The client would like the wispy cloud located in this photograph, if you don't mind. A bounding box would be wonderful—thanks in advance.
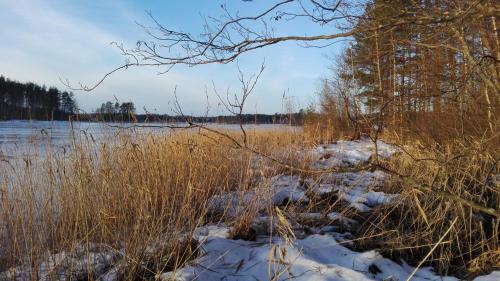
[0,1,334,114]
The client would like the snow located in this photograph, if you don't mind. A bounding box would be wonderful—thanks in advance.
[1,138,496,281]
[327,212,357,226]
[473,271,500,281]
[312,139,397,169]
[166,138,493,281]
[310,183,336,195]
[208,189,259,218]
[269,175,309,205]
[0,243,117,281]
[209,170,398,218]
[193,224,231,240]
[208,175,308,218]
[164,225,460,281]
[310,171,397,212]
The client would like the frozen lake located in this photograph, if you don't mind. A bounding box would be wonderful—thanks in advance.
[0,120,297,159]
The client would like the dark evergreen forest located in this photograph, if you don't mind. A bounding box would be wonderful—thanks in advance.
[0,75,304,124]
[0,75,77,120]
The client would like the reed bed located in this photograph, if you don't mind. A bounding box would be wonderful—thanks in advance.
[0,127,309,279]
[1,124,498,280]
[355,136,499,278]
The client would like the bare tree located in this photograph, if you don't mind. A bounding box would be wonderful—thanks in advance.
[61,0,497,91]
[68,0,498,220]
[213,62,265,146]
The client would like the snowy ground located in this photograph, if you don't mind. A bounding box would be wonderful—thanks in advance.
[166,225,459,281]
[1,138,497,281]
[169,139,497,281]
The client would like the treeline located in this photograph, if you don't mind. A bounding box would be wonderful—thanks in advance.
[77,99,305,124]
[91,101,137,122]
[80,111,305,125]
[314,0,498,140]
[0,76,77,120]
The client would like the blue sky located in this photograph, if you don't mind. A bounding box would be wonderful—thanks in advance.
[0,0,345,115]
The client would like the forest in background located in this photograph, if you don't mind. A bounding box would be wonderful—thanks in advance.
[0,76,305,124]
[310,0,498,142]
[0,76,77,120]
[0,1,498,279]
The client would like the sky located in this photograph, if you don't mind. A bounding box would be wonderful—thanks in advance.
[0,0,346,115]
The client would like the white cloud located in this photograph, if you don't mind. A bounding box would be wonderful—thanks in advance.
[0,0,328,114]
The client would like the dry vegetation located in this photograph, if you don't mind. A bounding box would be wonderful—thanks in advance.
[355,135,499,278]
[0,128,311,279]
[0,120,498,280]
[0,0,498,279]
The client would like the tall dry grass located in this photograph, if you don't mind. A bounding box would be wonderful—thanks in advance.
[1,122,497,280]
[0,127,308,279]
[301,109,499,278]
[355,135,499,278]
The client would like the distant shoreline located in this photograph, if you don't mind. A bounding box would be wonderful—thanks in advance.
[1,112,305,126]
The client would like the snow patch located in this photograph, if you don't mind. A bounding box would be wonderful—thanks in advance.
[269,175,309,205]
[313,139,397,169]
[473,271,500,281]
[327,212,358,226]
[0,243,117,281]
[208,175,308,218]
[167,226,459,281]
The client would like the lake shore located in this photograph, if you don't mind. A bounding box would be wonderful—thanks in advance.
[0,126,498,281]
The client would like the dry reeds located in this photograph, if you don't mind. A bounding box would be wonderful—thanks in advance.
[0,128,306,279]
[356,136,499,278]
[1,123,497,280]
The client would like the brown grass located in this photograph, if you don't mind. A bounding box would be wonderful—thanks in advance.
[0,128,308,279]
[1,123,498,280]
[355,135,499,279]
